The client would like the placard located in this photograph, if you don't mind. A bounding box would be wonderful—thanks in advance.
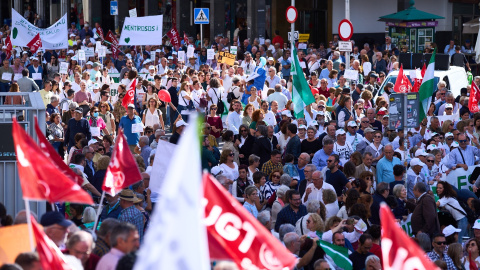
[78,50,86,61]
[177,51,185,62]
[338,41,352,52]
[187,46,195,58]
[388,93,404,130]
[298,43,307,50]
[90,126,101,137]
[150,50,156,62]
[230,46,237,55]
[118,15,164,46]
[207,49,215,60]
[96,41,102,52]
[344,70,358,80]
[13,74,22,81]
[132,123,144,133]
[83,47,95,58]
[363,62,371,76]
[98,46,106,58]
[218,51,235,66]
[129,8,137,17]
[299,61,306,69]
[32,73,42,80]
[59,62,69,74]
[1,73,12,81]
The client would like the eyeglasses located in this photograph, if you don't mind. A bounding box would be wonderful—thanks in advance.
[304,170,312,173]
[459,140,467,143]
[440,93,446,96]
[435,241,447,245]
[97,148,104,152]
[362,121,369,123]
[427,160,434,163]
[374,136,382,138]
[228,153,235,157]
[272,175,281,179]
[211,108,217,110]
[446,108,453,110]
[327,160,334,163]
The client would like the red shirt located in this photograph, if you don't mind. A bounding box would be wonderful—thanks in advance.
[370,243,383,265]
[272,35,284,47]
[317,86,329,97]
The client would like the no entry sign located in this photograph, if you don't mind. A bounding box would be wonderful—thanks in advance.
[338,19,353,41]
[286,6,297,24]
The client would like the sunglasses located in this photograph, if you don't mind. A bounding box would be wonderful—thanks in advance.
[272,175,281,179]
[374,136,382,138]
[327,160,334,163]
[427,160,434,163]
[446,108,453,110]
[362,121,369,123]
[97,148,105,152]
[228,153,235,157]
[459,140,467,143]
[435,241,447,245]
[447,137,453,140]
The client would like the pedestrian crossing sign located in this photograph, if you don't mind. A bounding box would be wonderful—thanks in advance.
[194,8,209,24]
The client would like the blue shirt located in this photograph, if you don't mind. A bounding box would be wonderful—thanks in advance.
[280,58,291,78]
[119,115,142,145]
[319,68,330,80]
[243,201,258,218]
[448,145,480,168]
[376,156,402,183]
[274,204,308,232]
[312,149,338,171]
[406,168,427,199]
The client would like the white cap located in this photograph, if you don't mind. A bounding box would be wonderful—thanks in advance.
[445,132,454,138]
[143,59,151,64]
[172,51,178,55]
[298,125,307,130]
[379,107,388,112]
[86,61,93,66]
[445,103,453,109]
[383,114,390,119]
[335,129,346,136]
[473,219,480,230]
[168,56,174,60]
[176,120,188,127]
[22,51,28,55]
[410,158,425,167]
[317,111,325,116]
[268,57,274,61]
[88,139,98,146]
[310,120,319,126]
[155,49,161,53]
[149,65,155,70]
[347,121,357,127]
[30,56,38,60]
[93,83,100,89]
[281,110,292,118]
[69,33,76,37]
[67,50,74,54]
[127,104,135,109]
[426,144,437,151]
[431,132,438,137]
[125,53,132,59]
[443,225,461,237]
[415,149,427,157]
[450,141,460,148]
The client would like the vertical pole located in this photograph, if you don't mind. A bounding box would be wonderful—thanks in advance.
[201,24,203,49]
[115,14,119,35]
[25,199,35,252]
[92,190,106,238]
[290,0,295,48]
[403,93,408,183]
[345,0,350,71]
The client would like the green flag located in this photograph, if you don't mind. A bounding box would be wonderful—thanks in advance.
[291,47,316,118]
[318,240,353,270]
[419,48,436,121]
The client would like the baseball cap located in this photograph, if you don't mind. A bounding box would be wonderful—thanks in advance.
[347,121,357,127]
[125,53,132,59]
[445,132,454,138]
[268,57,274,61]
[335,129,346,136]
[356,83,364,90]
[383,115,389,119]
[342,87,351,94]
[176,120,188,127]
[473,219,480,230]
[93,83,100,89]
[281,110,292,118]
[67,49,74,54]
[445,103,453,109]
[127,104,135,109]
[370,73,378,78]
[298,125,307,130]
[364,127,375,133]
[415,149,427,157]
[310,120,319,126]
[410,158,425,167]
[86,61,93,66]
[426,144,437,151]
[69,33,76,37]
[149,65,155,70]
[443,225,461,237]
[40,211,73,227]
[88,139,98,146]
[317,111,325,116]
[74,107,83,114]
[30,56,38,60]
[450,141,460,149]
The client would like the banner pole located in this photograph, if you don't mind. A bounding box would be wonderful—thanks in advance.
[24,199,35,252]
[200,24,203,50]
[92,190,105,238]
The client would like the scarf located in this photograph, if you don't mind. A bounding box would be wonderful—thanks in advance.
[90,116,98,127]
[368,142,383,157]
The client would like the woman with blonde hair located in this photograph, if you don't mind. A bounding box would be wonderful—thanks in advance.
[5,83,23,105]
[142,98,165,130]
[242,103,254,127]
[306,213,325,238]
[98,101,116,136]
[323,189,339,219]
[441,120,454,134]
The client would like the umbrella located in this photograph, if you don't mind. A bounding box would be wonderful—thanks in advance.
[158,90,171,103]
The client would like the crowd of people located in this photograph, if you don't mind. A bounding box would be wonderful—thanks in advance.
[1,17,480,270]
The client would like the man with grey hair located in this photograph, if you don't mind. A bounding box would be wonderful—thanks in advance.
[365,255,381,270]
[150,129,166,149]
[279,79,291,99]
[312,138,337,171]
[258,210,273,233]
[320,60,333,80]
[66,231,95,267]
[93,218,121,257]
[299,164,317,197]
[332,51,342,71]
[135,135,152,165]
[297,152,311,182]
[278,224,296,242]
[96,222,140,270]
[267,83,288,110]
[284,232,319,269]
[272,185,290,229]
[46,94,60,115]
[438,91,460,115]
[302,170,335,204]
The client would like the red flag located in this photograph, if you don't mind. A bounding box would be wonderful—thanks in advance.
[105,30,119,59]
[184,32,189,46]
[166,27,181,49]
[421,62,427,78]
[412,63,427,93]
[102,129,142,196]
[26,33,42,55]
[203,173,297,269]
[393,64,412,93]
[122,78,137,110]
[380,204,440,270]
[12,119,93,204]
[469,80,480,113]
[96,26,105,41]
[5,36,12,59]
[34,117,84,186]
[31,217,72,270]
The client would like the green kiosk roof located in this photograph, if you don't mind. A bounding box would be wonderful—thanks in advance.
[379,0,444,22]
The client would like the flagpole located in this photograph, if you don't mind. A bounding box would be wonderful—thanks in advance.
[51,202,56,211]
[24,199,35,252]
[92,190,105,238]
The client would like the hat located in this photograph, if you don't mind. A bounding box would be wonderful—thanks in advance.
[149,65,155,70]
[1,46,6,49]
[410,158,425,167]
[298,125,307,130]
[445,103,453,109]
[281,110,293,118]
[86,61,93,66]
[383,114,389,119]
[364,127,375,133]
[466,39,471,43]
[119,189,139,202]
[92,62,101,68]
[211,166,224,177]
[93,83,100,89]
[342,87,351,94]
[415,149,427,157]
[143,59,151,65]
[473,219,480,230]
[30,56,38,60]
[445,132,454,138]
[189,56,197,60]
[155,49,161,53]
[370,73,378,78]
[335,129,346,136]
[88,139,98,146]
[426,144,437,151]
[168,56,174,60]
[377,108,387,116]
[125,53,132,59]
[450,141,460,149]
[172,51,178,55]
[127,104,135,109]
[71,22,76,25]
[74,107,83,114]
[176,120,188,127]
[40,211,73,227]
[443,225,461,237]
[22,51,28,55]
[268,57,274,61]
[67,50,74,54]
[310,120,319,126]
[317,111,325,116]
[347,121,358,127]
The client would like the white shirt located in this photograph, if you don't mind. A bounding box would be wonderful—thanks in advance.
[241,60,256,76]
[334,141,354,165]
[207,87,223,107]
[223,74,234,93]
[157,64,169,86]
[301,182,336,204]
[220,163,239,181]
[263,110,277,126]
[226,111,242,135]
[71,81,81,93]
[346,132,363,152]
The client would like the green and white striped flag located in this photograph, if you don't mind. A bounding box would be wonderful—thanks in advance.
[318,240,353,270]
[419,48,436,121]
[290,47,316,119]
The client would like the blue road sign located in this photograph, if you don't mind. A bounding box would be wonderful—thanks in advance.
[194,8,209,24]
[110,1,118,16]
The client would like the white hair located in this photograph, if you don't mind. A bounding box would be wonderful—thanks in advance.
[283,232,299,246]
[257,211,271,226]
[82,206,96,223]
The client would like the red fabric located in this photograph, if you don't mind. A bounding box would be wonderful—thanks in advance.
[12,118,93,204]
[393,64,412,93]
[203,173,297,270]
[317,86,329,97]
[34,117,84,186]
[411,64,426,93]
[310,85,319,96]
[26,33,42,54]
[469,80,480,113]
[32,217,73,270]
[105,30,119,59]
[206,115,223,138]
[166,27,181,50]
[380,204,439,270]
[5,36,12,59]
[96,27,104,41]
[122,79,137,110]
[158,89,171,103]
[184,32,189,46]
[370,243,383,266]
[102,129,142,196]
[469,252,479,270]
[272,36,284,47]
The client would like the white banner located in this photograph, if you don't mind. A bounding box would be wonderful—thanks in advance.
[443,164,477,190]
[11,9,68,49]
[119,15,163,46]
[426,114,459,127]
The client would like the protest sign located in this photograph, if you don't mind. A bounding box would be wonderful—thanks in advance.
[96,41,101,52]
[344,70,358,81]
[218,51,235,66]
[187,46,195,58]
[98,46,107,57]
[119,15,163,45]
[0,224,33,265]
[230,46,237,55]
[59,62,68,74]
[207,49,215,60]
[178,51,185,62]
[129,8,137,17]
[443,164,477,191]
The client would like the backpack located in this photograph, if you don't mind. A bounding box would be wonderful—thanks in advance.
[227,86,240,103]
[212,88,225,115]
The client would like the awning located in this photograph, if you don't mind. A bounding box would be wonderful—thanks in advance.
[463,17,480,34]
